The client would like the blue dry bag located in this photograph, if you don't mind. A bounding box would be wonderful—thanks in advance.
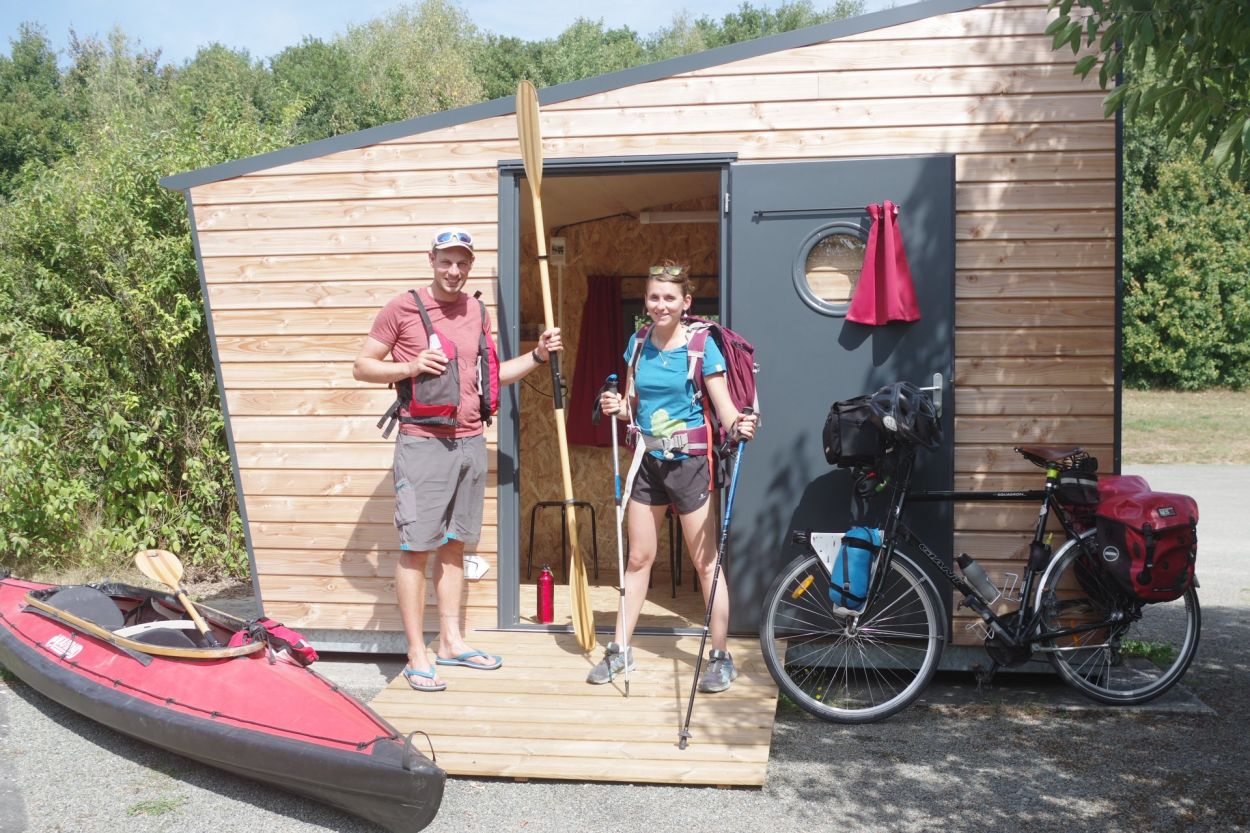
[829,527,882,611]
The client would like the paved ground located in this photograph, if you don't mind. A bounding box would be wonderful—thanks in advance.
[1,465,1247,833]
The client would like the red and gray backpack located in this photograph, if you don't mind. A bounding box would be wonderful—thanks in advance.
[377,289,499,439]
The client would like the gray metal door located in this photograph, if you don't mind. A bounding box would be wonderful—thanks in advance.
[724,156,955,633]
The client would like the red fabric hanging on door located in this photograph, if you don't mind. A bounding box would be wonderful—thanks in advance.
[846,200,921,325]
[567,276,625,447]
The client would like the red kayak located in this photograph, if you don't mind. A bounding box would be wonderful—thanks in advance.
[0,573,444,832]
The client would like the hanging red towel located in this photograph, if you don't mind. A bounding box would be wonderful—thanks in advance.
[846,200,921,325]
[567,276,625,447]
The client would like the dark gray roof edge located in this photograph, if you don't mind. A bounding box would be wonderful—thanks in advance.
[161,0,997,192]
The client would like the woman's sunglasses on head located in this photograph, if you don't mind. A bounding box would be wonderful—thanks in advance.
[649,265,685,277]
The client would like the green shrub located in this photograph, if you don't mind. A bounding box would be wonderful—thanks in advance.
[1123,128,1250,390]
[0,38,285,579]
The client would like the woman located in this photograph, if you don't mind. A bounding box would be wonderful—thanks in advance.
[592,261,758,693]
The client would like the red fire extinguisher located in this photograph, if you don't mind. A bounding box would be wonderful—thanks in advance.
[537,565,555,624]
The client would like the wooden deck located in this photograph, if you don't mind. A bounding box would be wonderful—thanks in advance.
[369,631,779,785]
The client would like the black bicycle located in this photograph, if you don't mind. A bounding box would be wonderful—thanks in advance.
[759,426,1201,724]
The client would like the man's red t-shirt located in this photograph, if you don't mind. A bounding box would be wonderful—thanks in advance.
[369,287,492,438]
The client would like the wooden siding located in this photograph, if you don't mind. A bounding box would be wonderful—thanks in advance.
[188,0,1116,646]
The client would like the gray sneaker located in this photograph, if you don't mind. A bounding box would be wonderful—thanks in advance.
[586,642,636,684]
[697,648,738,693]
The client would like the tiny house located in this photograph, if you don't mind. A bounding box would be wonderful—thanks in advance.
[164,0,1118,655]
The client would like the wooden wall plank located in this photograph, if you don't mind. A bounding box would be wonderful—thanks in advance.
[201,253,500,284]
[955,357,1115,386]
[955,269,1112,298]
[246,495,498,526]
[249,521,497,552]
[956,210,1112,240]
[956,298,1114,327]
[955,386,1113,415]
[227,390,395,415]
[956,445,1113,474]
[954,415,1114,445]
[207,279,495,310]
[195,196,499,231]
[956,328,1114,357]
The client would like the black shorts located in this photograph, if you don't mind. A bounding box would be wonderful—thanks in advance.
[631,453,711,515]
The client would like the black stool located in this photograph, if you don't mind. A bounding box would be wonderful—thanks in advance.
[526,500,598,582]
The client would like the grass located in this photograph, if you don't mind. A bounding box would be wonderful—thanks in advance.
[1121,639,1178,668]
[1122,389,1250,464]
[126,796,187,817]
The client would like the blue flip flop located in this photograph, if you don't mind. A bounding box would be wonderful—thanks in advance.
[402,667,447,692]
[434,649,502,670]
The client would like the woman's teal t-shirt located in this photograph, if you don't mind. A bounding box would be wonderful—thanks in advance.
[625,329,726,458]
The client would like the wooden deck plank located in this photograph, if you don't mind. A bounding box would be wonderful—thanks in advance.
[369,632,778,785]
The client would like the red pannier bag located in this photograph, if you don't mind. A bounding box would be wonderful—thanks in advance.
[1094,491,1198,603]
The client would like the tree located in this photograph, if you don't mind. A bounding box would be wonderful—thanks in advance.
[341,0,484,126]
[270,37,361,141]
[1120,118,1250,389]
[691,0,865,48]
[1049,1,1250,179]
[0,24,76,197]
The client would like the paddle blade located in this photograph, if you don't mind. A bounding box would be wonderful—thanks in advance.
[515,79,543,196]
[134,548,185,591]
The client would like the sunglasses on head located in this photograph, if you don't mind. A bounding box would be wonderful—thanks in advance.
[435,230,473,246]
[648,264,685,277]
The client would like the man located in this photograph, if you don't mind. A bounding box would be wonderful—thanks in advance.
[354,226,561,691]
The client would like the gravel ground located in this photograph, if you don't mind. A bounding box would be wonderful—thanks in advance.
[2,465,1246,833]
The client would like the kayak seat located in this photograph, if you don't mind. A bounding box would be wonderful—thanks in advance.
[114,620,201,649]
[45,586,125,631]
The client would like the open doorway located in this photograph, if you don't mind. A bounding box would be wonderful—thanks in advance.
[511,166,723,634]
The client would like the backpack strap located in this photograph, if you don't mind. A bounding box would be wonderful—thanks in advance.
[686,325,709,407]
[472,290,494,427]
[623,325,651,430]
[408,289,440,349]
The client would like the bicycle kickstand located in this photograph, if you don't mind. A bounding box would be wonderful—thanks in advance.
[972,660,1000,696]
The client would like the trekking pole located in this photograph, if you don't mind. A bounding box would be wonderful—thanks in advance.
[592,373,629,696]
[678,408,751,750]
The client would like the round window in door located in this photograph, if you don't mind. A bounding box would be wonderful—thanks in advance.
[793,223,868,316]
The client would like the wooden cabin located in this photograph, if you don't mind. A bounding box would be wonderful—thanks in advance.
[164,0,1117,656]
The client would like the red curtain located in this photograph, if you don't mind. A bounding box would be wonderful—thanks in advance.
[567,277,625,447]
[846,199,921,325]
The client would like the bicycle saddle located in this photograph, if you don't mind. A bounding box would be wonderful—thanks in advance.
[1014,445,1088,467]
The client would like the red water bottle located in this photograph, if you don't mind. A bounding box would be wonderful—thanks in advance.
[537,565,555,624]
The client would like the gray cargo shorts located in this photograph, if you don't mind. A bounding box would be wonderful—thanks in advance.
[393,433,487,552]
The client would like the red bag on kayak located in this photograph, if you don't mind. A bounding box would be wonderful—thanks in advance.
[229,617,319,665]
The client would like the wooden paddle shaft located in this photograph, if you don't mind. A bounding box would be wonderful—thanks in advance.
[516,80,595,651]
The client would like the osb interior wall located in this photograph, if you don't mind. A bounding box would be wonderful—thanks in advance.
[518,198,719,587]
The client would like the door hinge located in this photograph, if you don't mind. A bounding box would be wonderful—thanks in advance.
[723,192,730,215]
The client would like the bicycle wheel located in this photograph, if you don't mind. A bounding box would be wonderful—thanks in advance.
[1037,536,1201,705]
[759,551,943,724]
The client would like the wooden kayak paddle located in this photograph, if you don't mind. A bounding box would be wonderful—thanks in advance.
[134,549,222,648]
[515,79,596,652]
